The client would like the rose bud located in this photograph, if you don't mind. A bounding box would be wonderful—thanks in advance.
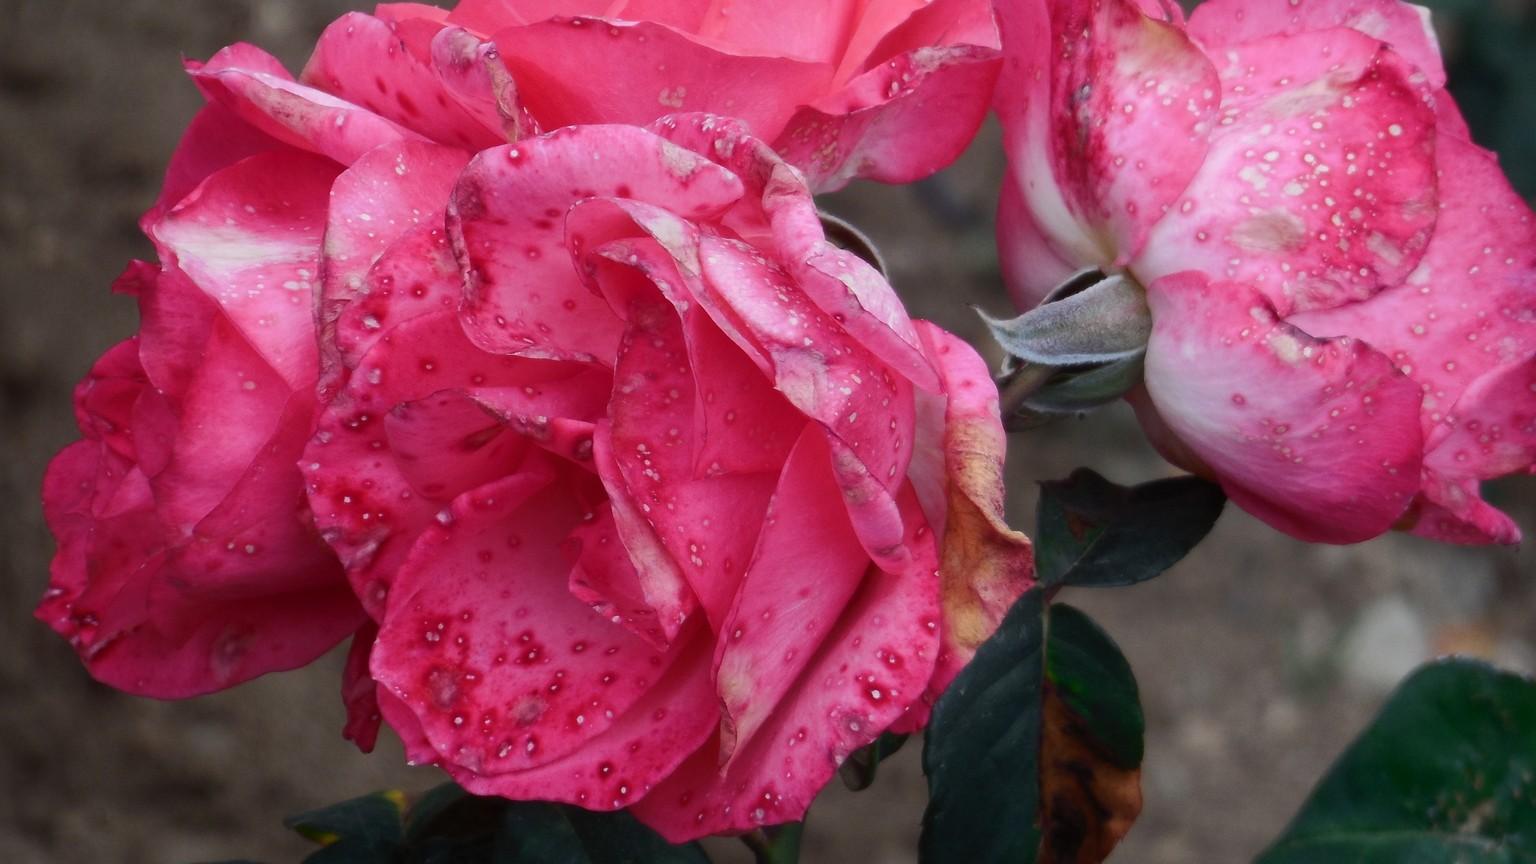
[991,0,1536,544]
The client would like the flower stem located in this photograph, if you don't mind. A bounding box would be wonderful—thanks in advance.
[741,821,805,864]
[997,362,1057,421]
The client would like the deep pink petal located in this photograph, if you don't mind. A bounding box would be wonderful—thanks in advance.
[449,126,742,361]
[319,140,469,390]
[1288,131,1536,441]
[331,222,461,380]
[853,0,999,73]
[651,113,940,390]
[370,472,706,789]
[567,504,681,649]
[1135,29,1439,315]
[302,12,504,149]
[994,0,1221,267]
[1142,272,1424,543]
[149,149,338,389]
[305,309,607,618]
[343,623,383,752]
[631,480,939,842]
[1412,359,1536,544]
[485,18,834,142]
[151,104,286,222]
[776,44,999,191]
[429,26,541,142]
[1188,0,1445,88]
[190,44,421,166]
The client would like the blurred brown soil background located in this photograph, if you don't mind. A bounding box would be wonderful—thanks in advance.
[2,1,1533,862]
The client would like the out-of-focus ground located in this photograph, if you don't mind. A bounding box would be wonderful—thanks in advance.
[2,1,1532,862]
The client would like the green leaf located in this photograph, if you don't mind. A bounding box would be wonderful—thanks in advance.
[493,802,711,864]
[1036,469,1225,588]
[921,596,1144,864]
[1258,659,1536,864]
[284,790,405,864]
[922,589,1046,863]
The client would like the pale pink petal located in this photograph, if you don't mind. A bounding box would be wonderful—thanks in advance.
[449,126,741,361]
[1288,131,1536,441]
[994,0,1221,267]
[1410,483,1522,546]
[1134,28,1439,316]
[190,44,422,166]
[996,172,1082,309]
[1188,0,1445,88]
[302,12,504,149]
[1142,272,1424,543]
[776,44,999,191]
[484,18,834,142]
[149,150,337,389]
[631,480,939,841]
[370,473,703,786]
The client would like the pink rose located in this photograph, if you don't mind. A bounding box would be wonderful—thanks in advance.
[994,0,1536,544]
[37,122,364,696]
[301,113,1032,840]
[285,0,1000,191]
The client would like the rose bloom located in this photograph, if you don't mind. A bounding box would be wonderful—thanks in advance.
[230,0,1002,192]
[303,112,1032,840]
[994,0,1536,544]
[39,3,1029,840]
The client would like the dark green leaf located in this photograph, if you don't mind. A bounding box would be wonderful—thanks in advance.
[922,589,1047,862]
[1044,606,1144,769]
[921,594,1145,864]
[741,822,805,864]
[1038,606,1144,863]
[493,802,711,864]
[1258,659,1536,864]
[839,732,911,791]
[1036,469,1225,588]
[284,790,405,864]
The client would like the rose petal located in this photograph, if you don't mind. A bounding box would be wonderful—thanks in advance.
[429,26,540,142]
[1188,0,1446,88]
[319,140,469,389]
[484,17,834,141]
[152,103,286,222]
[343,623,383,752]
[370,471,697,779]
[332,222,461,376]
[449,126,742,361]
[776,43,1000,191]
[1134,28,1439,316]
[306,309,608,617]
[994,0,1221,267]
[1414,359,1536,544]
[1288,131,1536,441]
[150,149,337,389]
[189,44,421,166]
[911,321,1035,698]
[996,172,1082,309]
[302,12,504,149]
[1141,271,1424,543]
[631,478,939,841]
